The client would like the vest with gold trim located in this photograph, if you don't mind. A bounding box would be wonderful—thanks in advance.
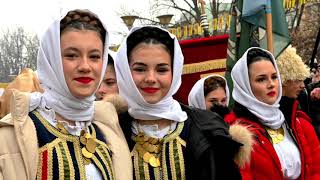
[29,110,115,180]
[131,122,187,180]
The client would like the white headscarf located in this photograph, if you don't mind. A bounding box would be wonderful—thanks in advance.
[231,47,285,129]
[188,74,230,110]
[29,8,109,122]
[115,26,187,122]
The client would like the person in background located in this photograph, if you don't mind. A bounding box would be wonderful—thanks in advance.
[188,74,230,117]
[115,26,253,180]
[277,46,310,100]
[225,47,320,180]
[0,9,131,180]
[95,50,119,100]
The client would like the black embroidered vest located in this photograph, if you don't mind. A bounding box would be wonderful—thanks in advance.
[29,110,114,180]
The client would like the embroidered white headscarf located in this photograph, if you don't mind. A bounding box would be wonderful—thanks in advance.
[188,74,229,110]
[115,26,187,122]
[29,8,109,121]
[231,47,285,129]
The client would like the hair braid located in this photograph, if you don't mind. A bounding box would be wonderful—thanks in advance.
[60,10,106,43]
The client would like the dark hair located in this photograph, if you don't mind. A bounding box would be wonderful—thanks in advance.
[246,48,274,68]
[60,10,106,44]
[126,27,174,61]
[204,76,226,96]
[107,53,114,65]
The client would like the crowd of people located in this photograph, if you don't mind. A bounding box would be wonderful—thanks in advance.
[0,7,319,180]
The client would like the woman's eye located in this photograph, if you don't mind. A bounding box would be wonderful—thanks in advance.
[157,68,170,73]
[106,80,116,86]
[272,75,278,80]
[132,67,145,72]
[257,78,265,82]
[210,100,218,104]
[65,53,77,59]
[90,54,101,60]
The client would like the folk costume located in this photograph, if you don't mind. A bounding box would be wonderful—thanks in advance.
[225,47,320,180]
[0,8,131,180]
[115,26,251,180]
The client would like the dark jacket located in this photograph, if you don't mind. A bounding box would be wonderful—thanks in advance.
[119,103,243,180]
[298,81,320,139]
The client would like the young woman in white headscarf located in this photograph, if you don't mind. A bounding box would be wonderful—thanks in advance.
[0,9,131,180]
[114,26,253,180]
[225,47,320,180]
[188,74,231,117]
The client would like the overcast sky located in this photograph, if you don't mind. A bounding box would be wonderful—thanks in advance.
[0,0,231,45]
[0,0,156,45]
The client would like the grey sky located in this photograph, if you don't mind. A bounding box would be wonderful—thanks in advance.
[0,0,154,45]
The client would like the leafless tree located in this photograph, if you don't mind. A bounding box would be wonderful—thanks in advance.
[0,27,38,82]
[291,2,320,65]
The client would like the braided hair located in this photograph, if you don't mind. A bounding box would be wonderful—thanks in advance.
[126,27,174,62]
[204,76,226,96]
[60,10,106,44]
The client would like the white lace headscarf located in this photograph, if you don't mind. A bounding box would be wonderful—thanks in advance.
[231,47,285,129]
[115,26,187,122]
[188,74,229,110]
[29,8,109,121]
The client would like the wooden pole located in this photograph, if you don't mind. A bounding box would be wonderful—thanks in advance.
[266,0,274,54]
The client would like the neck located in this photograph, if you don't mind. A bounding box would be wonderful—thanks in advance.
[136,119,173,130]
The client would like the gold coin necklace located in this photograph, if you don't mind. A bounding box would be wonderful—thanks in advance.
[133,133,163,167]
[265,126,285,144]
[56,121,97,165]
[80,129,97,165]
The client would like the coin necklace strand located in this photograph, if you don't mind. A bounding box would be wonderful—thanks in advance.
[56,121,97,165]
[133,123,173,168]
[265,126,285,144]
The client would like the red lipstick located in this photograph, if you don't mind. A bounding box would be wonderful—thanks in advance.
[74,77,93,84]
[141,87,159,94]
[267,91,276,97]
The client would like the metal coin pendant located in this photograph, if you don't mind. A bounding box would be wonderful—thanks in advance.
[86,138,97,153]
[143,152,152,162]
[82,147,93,158]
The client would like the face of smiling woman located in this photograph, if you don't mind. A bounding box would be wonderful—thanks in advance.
[61,29,104,99]
[129,43,172,104]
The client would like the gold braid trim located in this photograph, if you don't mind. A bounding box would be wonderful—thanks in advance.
[33,111,79,142]
[38,139,62,152]
[55,144,64,179]
[48,148,53,180]
[96,145,114,180]
[176,137,186,147]
[163,122,185,143]
[154,167,161,180]
[143,160,150,180]
[161,140,169,180]
[133,150,140,180]
[74,140,86,179]
[169,141,177,180]
[200,72,225,78]
[177,140,186,180]
[92,155,108,180]
[61,141,75,180]
[182,59,226,75]
[37,151,43,180]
